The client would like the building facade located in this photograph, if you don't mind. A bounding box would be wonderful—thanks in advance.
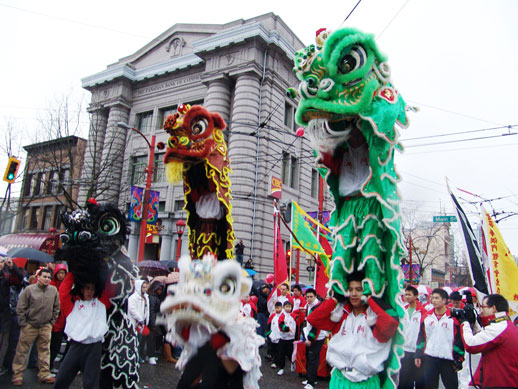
[79,13,332,280]
[0,136,86,257]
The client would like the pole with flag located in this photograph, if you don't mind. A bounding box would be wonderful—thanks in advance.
[447,179,489,296]
[481,206,518,312]
[273,201,288,287]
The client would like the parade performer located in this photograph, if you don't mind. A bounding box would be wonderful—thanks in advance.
[290,27,411,388]
[159,103,235,260]
[56,199,140,388]
[160,254,264,388]
[159,105,263,388]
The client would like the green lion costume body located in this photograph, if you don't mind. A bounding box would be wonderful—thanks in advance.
[290,28,410,388]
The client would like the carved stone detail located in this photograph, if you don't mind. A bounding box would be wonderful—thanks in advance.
[166,37,186,57]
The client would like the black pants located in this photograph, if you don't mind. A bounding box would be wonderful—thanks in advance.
[398,351,424,389]
[50,331,64,369]
[275,339,293,370]
[423,355,458,389]
[306,339,324,385]
[54,340,102,389]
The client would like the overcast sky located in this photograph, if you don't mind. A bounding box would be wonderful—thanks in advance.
[1,0,517,257]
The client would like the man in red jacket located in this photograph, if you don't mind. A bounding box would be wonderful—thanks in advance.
[460,293,518,388]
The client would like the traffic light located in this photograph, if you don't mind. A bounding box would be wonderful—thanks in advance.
[3,156,21,184]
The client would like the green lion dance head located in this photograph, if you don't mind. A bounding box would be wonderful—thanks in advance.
[290,28,410,389]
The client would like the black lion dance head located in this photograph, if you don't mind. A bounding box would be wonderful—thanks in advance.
[55,198,129,294]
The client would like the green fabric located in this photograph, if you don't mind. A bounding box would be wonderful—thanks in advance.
[291,27,409,389]
[330,368,380,389]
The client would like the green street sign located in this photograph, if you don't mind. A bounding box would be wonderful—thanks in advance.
[433,215,457,223]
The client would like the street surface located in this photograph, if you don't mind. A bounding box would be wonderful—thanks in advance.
[0,347,480,388]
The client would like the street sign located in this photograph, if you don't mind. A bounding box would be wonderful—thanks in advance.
[433,215,457,223]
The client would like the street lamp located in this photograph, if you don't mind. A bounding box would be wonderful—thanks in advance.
[117,121,156,262]
[175,219,186,260]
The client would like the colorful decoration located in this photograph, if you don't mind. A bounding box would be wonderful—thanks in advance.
[291,27,411,388]
[161,104,234,260]
[57,200,140,388]
[160,254,264,388]
[128,186,160,224]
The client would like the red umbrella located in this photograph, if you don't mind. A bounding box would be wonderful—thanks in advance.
[137,260,169,278]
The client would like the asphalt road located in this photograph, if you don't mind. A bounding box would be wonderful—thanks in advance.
[0,347,480,388]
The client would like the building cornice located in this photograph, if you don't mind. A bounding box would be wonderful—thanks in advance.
[82,22,297,89]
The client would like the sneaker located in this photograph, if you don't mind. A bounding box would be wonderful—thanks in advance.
[302,380,308,385]
[277,369,284,376]
[0,367,8,376]
[270,363,277,369]
[12,379,23,386]
[291,362,296,372]
[303,384,314,389]
[38,376,56,384]
[148,357,157,365]
[50,368,59,374]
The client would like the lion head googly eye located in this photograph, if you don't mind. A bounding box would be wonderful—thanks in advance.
[98,214,121,236]
[191,118,208,136]
[219,277,236,295]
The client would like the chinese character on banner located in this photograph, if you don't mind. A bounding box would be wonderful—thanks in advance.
[128,186,160,225]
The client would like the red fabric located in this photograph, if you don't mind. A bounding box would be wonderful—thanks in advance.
[210,332,230,350]
[136,323,150,336]
[294,340,331,377]
[316,234,332,298]
[367,297,399,343]
[462,320,518,387]
[273,213,288,286]
[307,298,346,335]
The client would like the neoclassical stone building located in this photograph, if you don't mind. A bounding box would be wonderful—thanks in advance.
[79,13,331,279]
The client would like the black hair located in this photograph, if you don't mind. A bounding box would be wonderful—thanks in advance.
[405,285,418,296]
[39,268,52,277]
[346,271,364,284]
[449,291,462,301]
[305,288,317,296]
[292,284,302,292]
[485,294,509,313]
[283,301,293,307]
[274,302,282,308]
[432,288,448,301]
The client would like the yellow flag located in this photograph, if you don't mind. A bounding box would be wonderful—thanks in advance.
[291,201,329,256]
[482,207,518,312]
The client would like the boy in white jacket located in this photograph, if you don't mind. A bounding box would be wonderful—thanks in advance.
[54,273,110,389]
[128,280,152,363]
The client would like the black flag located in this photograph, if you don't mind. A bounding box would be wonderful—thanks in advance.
[447,181,489,295]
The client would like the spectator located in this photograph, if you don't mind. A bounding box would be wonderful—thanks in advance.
[147,281,164,365]
[292,284,307,338]
[266,302,283,369]
[398,285,425,389]
[460,293,518,387]
[307,271,399,387]
[49,263,68,373]
[128,280,152,364]
[244,259,254,270]
[448,291,464,309]
[240,295,254,318]
[235,240,245,265]
[415,288,464,389]
[267,283,293,314]
[255,284,271,338]
[0,257,23,376]
[53,272,110,389]
[11,268,60,385]
[301,288,327,389]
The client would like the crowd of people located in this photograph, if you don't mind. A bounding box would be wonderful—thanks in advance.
[2,253,518,388]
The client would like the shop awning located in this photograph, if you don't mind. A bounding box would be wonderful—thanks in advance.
[0,232,60,256]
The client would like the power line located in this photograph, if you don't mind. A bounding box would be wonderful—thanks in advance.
[377,0,412,38]
[342,0,363,24]
[401,125,516,142]
[405,132,517,148]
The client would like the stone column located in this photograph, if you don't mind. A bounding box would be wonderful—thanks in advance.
[228,71,262,260]
[77,108,108,205]
[159,219,173,261]
[127,222,139,261]
[204,77,232,122]
[97,103,130,204]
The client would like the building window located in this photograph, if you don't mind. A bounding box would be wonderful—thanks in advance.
[33,173,43,196]
[130,156,147,186]
[282,152,298,188]
[158,106,177,129]
[23,174,32,197]
[21,207,30,230]
[46,171,57,195]
[284,102,295,131]
[58,169,70,193]
[158,201,166,213]
[153,153,165,182]
[53,205,65,229]
[42,206,52,231]
[137,111,153,133]
[174,199,185,211]
[30,207,39,230]
[311,169,319,198]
